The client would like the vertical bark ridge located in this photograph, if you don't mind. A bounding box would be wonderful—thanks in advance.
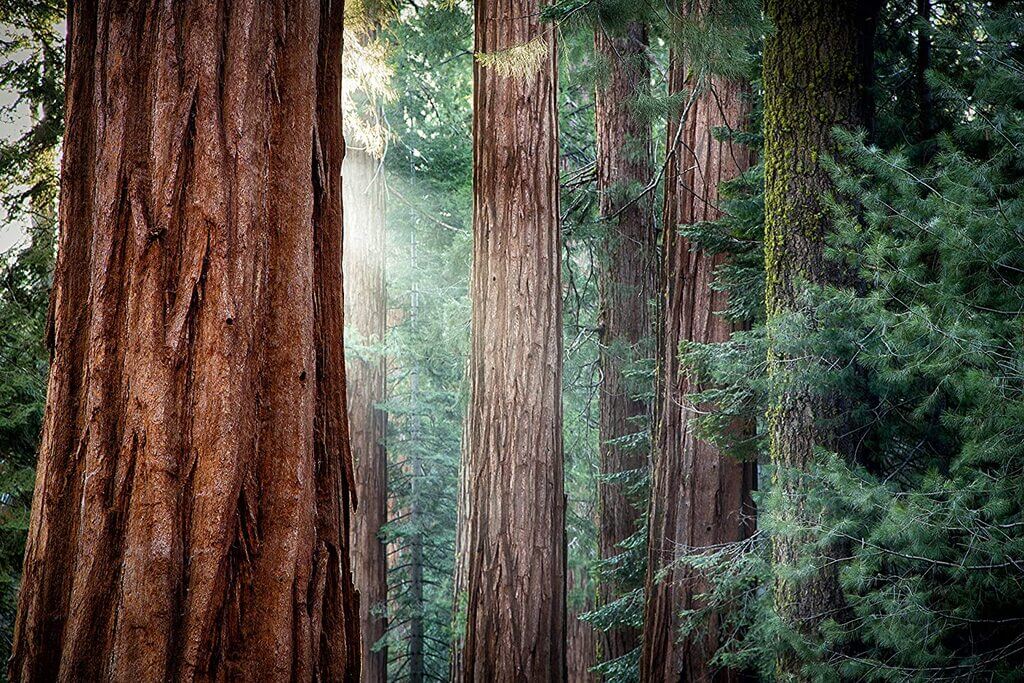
[593,21,655,668]
[641,35,756,682]
[11,2,358,681]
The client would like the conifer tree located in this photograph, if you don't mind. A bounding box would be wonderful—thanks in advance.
[641,3,756,678]
[344,145,389,682]
[594,18,655,669]
[343,18,395,681]
[762,0,881,677]
[10,4,359,679]
[453,0,565,675]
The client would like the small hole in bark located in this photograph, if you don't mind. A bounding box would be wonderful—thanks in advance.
[225,317,234,326]
[299,370,307,381]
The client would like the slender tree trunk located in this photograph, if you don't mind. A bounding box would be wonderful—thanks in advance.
[763,1,880,678]
[344,147,389,683]
[453,1,565,677]
[593,22,655,667]
[11,3,358,681]
[567,563,598,683]
[641,7,756,678]
[408,243,425,683]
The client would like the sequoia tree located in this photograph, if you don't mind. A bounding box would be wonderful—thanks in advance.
[593,21,655,667]
[763,0,880,677]
[453,0,565,677]
[641,34,756,682]
[10,2,359,680]
[344,147,389,683]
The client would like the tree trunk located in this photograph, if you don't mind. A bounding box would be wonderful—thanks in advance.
[407,243,425,683]
[454,0,565,677]
[593,22,655,668]
[762,1,880,678]
[11,3,358,681]
[567,563,598,683]
[641,24,756,683]
[344,147,389,683]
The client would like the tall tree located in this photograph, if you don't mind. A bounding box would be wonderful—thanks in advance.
[10,3,359,680]
[593,21,655,667]
[641,26,756,681]
[453,1,565,677]
[344,146,389,683]
[762,0,880,677]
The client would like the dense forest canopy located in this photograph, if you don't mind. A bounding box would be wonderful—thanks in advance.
[1,0,1023,681]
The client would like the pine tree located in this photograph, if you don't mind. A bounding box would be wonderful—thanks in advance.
[10,4,359,679]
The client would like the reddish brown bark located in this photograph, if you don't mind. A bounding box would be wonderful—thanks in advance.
[593,22,655,667]
[567,563,598,683]
[11,2,358,681]
[453,1,565,678]
[344,147,389,683]
[640,39,756,683]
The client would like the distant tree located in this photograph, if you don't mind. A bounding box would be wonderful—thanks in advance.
[10,4,359,680]
[593,17,655,670]
[345,143,389,683]
[343,17,394,682]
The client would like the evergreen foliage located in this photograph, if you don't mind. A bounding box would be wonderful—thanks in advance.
[676,2,1024,678]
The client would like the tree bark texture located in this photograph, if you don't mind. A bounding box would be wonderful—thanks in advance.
[593,22,655,668]
[763,0,879,678]
[344,147,388,683]
[567,563,597,683]
[454,1,565,678]
[11,2,359,681]
[641,36,756,683]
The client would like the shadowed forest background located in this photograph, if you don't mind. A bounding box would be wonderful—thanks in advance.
[2,0,1024,681]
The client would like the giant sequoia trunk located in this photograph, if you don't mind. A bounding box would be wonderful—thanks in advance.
[763,1,880,677]
[641,31,756,683]
[344,147,389,683]
[593,22,655,667]
[11,3,358,680]
[453,0,565,678]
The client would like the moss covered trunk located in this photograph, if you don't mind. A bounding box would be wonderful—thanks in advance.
[763,0,880,677]
[10,2,358,680]
[594,21,655,668]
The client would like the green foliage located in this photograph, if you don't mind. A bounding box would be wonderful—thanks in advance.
[0,2,62,672]
[677,2,1024,679]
